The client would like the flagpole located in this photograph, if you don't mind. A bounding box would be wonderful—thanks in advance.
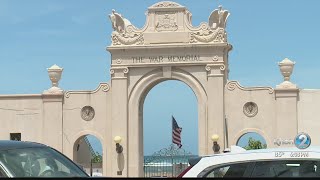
[224,116,229,148]
[171,115,174,177]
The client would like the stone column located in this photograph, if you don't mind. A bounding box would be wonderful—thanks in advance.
[42,64,64,152]
[275,58,299,147]
[110,67,129,177]
[205,63,226,155]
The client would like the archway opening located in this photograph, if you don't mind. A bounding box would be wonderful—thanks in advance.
[142,80,198,177]
[236,132,267,150]
[73,135,103,177]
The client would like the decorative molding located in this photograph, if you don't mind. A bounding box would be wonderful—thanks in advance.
[110,67,129,74]
[0,94,42,99]
[116,59,122,64]
[243,102,258,117]
[190,26,226,43]
[205,65,211,72]
[151,1,182,8]
[212,55,219,61]
[276,81,298,89]
[155,13,178,32]
[65,83,110,98]
[109,9,144,46]
[43,87,64,95]
[123,67,129,74]
[220,64,226,71]
[111,31,144,46]
[108,4,230,47]
[205,64,225,72]
[81,106,95,121]
[226,81,274,94]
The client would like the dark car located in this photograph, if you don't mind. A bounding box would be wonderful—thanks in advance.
[0,140,89,177]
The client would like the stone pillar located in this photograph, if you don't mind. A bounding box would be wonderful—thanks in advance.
[205,63,226,155]
[42,64,64,152]
[275,58,299,147]
[110,67,129,177]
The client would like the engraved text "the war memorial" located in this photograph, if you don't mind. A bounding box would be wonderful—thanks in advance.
[132,55,201,64]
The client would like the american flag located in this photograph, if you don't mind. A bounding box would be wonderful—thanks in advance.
[172,116,182,148]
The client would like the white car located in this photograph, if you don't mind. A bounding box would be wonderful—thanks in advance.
[179,146,320,178]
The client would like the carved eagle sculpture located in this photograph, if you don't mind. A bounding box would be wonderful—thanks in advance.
[108,9,132,33]
[208,5,230,29]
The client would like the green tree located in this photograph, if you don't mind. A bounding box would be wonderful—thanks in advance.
[91,152,103,163]
[244,137,267,150]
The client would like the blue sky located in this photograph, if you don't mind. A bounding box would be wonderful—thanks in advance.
[1,0,320,155]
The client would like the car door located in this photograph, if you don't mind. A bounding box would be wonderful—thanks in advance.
[250,160,320,177]
[198,161,255,178]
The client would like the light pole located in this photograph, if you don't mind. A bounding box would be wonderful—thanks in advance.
[211,134,220,154]
[114,136,123,154]
[114,136,124,175]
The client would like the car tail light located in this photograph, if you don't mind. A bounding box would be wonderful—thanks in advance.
[177,165,193,178]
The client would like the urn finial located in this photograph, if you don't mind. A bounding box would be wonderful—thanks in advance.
[44,64,63,94]
[276,58,297,89]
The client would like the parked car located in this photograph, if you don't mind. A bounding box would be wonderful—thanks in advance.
[179,146,320,178]
[0,140,89,177]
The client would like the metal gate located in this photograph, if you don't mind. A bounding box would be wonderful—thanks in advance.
[144,144,197,177]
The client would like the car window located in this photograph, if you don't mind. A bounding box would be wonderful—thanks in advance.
[54,159,70,174]
[251,160,320,177]
[0,147,88,177]
[0,166,6,177]
[202,162,254,177]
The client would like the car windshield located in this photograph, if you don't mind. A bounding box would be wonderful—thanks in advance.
[0,147,88,177]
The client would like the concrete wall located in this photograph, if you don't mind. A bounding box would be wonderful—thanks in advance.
[298,89,320,146]
[0,95,43,142]
[74,138,92,165]
[225,81,276,147]
[62,82,112,176]
[225,80,303,149]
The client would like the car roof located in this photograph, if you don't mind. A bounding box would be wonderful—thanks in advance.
[0,140,48,151]
[202,146,320,158]
[185,146,320,177]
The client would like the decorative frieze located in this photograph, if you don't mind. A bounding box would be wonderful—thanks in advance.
[111,31,144,46]
[151,1,181,8]
[190,26,226,43]
[108,3,230,46]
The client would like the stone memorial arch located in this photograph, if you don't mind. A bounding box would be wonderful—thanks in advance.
[107,1,231,176]
[2,0,320,178]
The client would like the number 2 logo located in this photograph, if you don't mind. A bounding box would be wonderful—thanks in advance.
[295,132,311,149]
